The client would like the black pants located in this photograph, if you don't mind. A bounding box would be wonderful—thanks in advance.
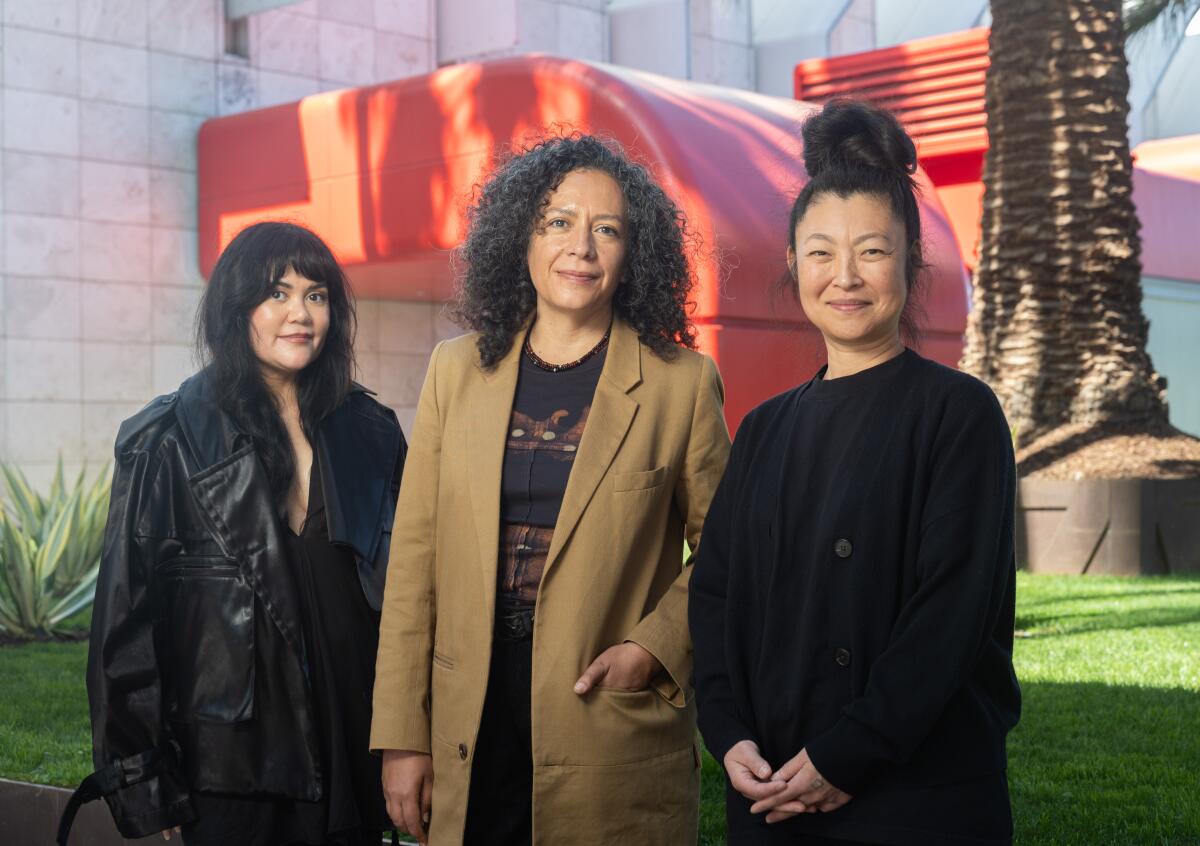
[463,637,534,846]
[181,792,381,846]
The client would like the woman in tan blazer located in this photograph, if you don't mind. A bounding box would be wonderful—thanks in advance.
[370,135,730,845]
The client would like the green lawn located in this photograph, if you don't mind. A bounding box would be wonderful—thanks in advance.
[698,573,1200,845]
[2,575,1197,844]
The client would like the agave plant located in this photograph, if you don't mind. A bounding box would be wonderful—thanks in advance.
[0,459,111,639]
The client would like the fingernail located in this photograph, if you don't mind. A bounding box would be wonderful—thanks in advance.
[574,682,586,693]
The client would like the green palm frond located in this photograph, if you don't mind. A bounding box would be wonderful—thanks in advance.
[1125,0,1199,36]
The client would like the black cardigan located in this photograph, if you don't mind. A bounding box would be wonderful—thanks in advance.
[689,350,1021,845]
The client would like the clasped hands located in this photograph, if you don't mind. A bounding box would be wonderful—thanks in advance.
[724,740,852,823]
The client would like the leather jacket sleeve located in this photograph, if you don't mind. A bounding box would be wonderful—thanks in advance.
[86,441,197,837]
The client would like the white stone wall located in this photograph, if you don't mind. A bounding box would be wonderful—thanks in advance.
[0,0,785,491]
[0,0,440,489]
[10,0,1192,492]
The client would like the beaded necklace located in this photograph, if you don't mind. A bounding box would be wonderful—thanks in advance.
[523,324,612,373]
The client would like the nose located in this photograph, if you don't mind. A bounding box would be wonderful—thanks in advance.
[288,296,314,324]
[832,252,862,290]
[566,222,596,258]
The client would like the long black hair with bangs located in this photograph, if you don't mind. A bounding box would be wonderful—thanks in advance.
[196,221,356,506]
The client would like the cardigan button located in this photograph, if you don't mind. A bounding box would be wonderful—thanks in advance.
[458,743,468,760]
[834,538,853,558]
[834,648,851,667]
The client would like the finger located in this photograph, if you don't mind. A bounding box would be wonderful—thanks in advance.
[403,795,427,844]
[733,747,774,782]
[750,786,803,815]
[772,751,810,783]
[767,800,807,814]
[574,657,608,694]
[162,832,171,842]
[765,809,801,824]
[421,771,434,826]
[730,768,787,801]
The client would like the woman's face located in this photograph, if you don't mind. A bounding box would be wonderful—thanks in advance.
[526,168,628,323]
[249,266,330,382]
[789,192,909,349]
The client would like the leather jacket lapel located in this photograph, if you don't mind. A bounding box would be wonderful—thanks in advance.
[173,370,306,655]
[315,390,405,610]
[316,390,401,563]
[187,444,305,654]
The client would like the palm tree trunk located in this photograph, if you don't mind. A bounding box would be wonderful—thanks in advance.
[960,0,1166,442]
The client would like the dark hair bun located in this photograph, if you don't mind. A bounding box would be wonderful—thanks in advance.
[801,98,917,180]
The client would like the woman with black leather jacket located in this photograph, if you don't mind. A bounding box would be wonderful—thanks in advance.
[61,222,407,846]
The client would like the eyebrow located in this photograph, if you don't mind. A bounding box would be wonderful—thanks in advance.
[274,279,329,290]
[803,232,894,245]
[544,206,625,223]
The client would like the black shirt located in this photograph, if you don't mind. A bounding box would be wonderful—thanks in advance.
[690,350,1021,846]
[498,346,606,609]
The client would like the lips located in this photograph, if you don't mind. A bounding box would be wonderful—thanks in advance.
[278,334,313,343]
[828,300,869,312]
[556,270,600,283]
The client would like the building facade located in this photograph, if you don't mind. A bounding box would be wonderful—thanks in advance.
[2,0,1197,487]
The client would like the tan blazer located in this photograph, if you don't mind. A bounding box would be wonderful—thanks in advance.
[370,318,730,845]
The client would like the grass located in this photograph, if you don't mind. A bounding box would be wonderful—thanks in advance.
[2,576,1197,844]
[695,573,1200,845]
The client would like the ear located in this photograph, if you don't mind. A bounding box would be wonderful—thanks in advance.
[786,245,798,279]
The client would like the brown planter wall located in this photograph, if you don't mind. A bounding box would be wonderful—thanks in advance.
[0,778,156,846]
[1017,478,1200,574]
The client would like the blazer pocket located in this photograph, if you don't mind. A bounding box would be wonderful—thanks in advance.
[432,649,455,671]
[612,465,669,492]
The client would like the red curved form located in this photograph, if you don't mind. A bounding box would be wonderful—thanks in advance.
[198,56,968,429]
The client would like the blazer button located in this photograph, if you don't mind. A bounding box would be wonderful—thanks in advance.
[834,538,853,558]
[458,743,468,761]
[834,648,851,667]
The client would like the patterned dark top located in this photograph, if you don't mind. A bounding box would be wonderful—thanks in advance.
[498,345,607,610]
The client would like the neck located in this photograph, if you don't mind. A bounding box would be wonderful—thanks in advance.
[527,305,613,366]
[261,367,300,418]
[823,334,905,380]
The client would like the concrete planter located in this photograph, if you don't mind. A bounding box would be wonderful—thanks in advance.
[1017,478,1200,574]
[0,777,154,846]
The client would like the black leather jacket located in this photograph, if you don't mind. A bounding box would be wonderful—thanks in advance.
[80,370,405,838]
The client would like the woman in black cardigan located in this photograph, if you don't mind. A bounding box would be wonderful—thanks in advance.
[689,99,1021,846]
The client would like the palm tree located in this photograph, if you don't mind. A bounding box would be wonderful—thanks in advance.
[960,0,1169,443]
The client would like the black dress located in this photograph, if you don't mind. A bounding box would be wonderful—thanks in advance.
[183,456,389,846]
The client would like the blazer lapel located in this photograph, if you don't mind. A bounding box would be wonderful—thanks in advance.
[543,320,642,574]
[466,338,522,602]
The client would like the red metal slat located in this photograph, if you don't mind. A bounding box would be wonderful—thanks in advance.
[794,29,989,88]
[798,55,990,100]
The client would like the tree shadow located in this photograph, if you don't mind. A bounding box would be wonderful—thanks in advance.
[1015,603,1200,637]
[1019,583,1200,610]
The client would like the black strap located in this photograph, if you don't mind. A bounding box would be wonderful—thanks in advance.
[56,742,179,846]
[391,829,400,846]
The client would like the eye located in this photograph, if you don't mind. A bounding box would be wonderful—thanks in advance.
[807,249,830,258]
[307,291,328,304]
[596,224,620,237]
[547,218,569,229]
[269,288,288,301]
